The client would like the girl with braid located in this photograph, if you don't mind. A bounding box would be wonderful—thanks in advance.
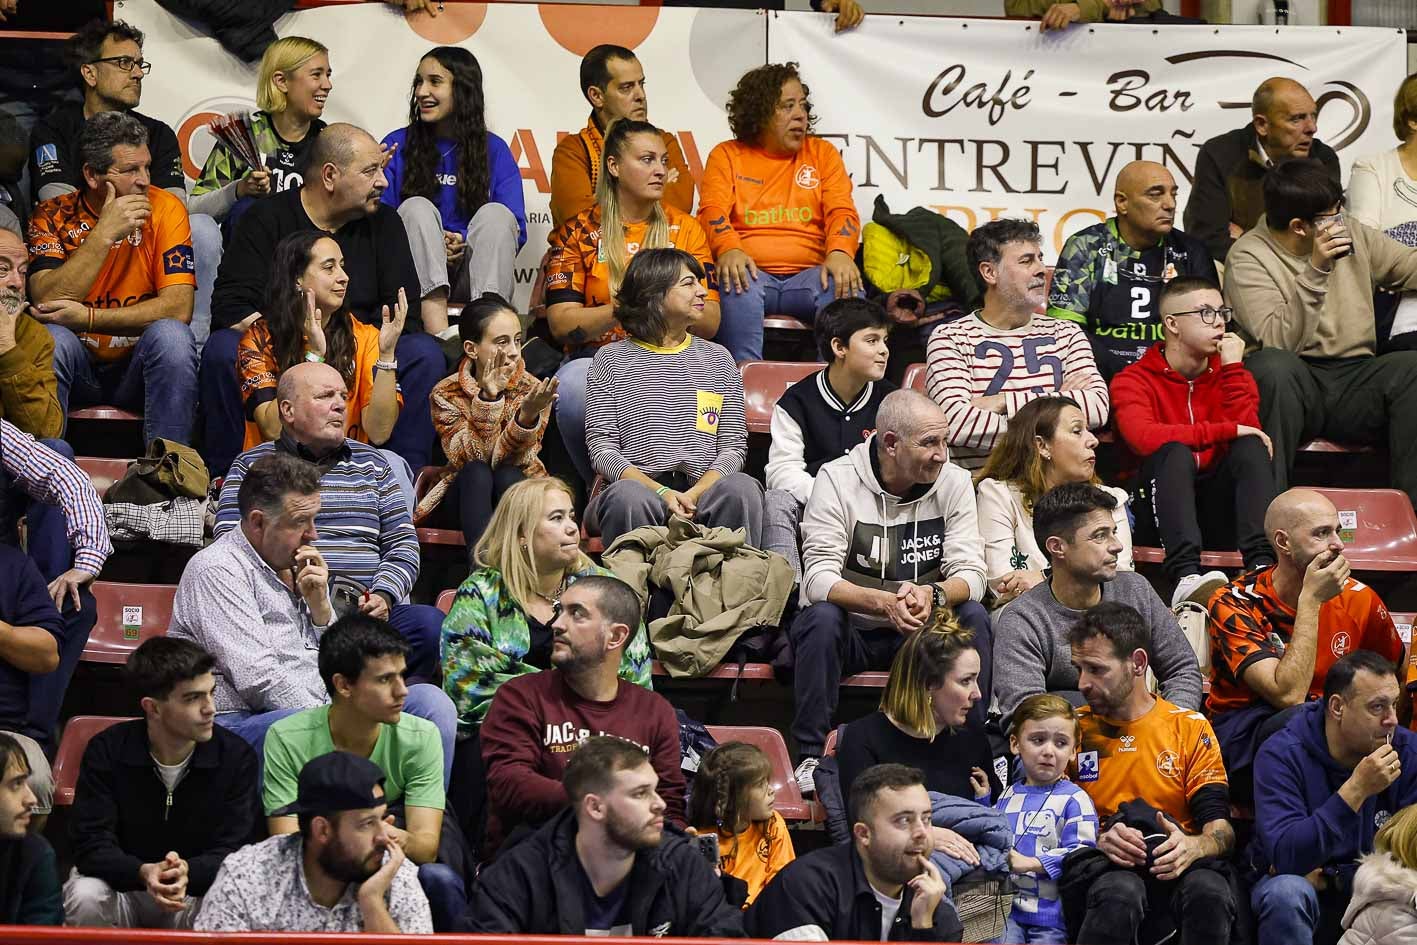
[688,742,796,906]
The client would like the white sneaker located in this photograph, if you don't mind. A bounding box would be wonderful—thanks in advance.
[1171,570,1229,610]
[794,756,821,796]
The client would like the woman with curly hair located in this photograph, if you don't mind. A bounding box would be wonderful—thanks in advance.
[698,62,863,363]
[381,47,526,334]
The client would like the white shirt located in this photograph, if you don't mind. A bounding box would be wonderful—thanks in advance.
[870,886,902,942]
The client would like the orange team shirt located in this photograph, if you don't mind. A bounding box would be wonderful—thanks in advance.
[716,811,796,907]
[1206,567,1402,716]
[26,186,195,363]
[1071,698,1227,834]
[236,316,401,449]
[697,135,860,276]
[544,203,718,352]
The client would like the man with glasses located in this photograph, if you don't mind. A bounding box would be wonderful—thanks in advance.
[1110,276,1275,609]
[1226,158,1417,509]
[1047,161,1217,380]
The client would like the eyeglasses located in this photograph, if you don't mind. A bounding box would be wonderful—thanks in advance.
[88,56,152,75]
[1169,305,1233,326]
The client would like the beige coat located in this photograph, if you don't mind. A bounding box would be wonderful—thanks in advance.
[1340,851,1417,945]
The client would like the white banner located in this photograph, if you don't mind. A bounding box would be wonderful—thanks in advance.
[770,16,1408,255]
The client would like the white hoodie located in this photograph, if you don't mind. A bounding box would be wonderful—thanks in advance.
[800,435,987,626]
[1340,850,1417,945]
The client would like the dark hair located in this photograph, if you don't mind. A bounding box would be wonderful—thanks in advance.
[848,763,925,826]
[686,742,774,862]
[580,44,637,105]
[568,574,642,634]
[0,733,30,780]
[1067,602,1151,664]
[318,614,409,697]
[401,47,490,224]
[236,452,322,519]
[1031,482,1118,561]
[66,19,144,82]
[1263,158,1344,230]
[974,395,1089,510]
[966,218,1042,284]
[1158,275,1222,313]
[125,637,216,701]
[1324,650,1399,705]
[614,247,704,343]
[264,231,356,387]
[457,292,519,348]
[79,111,149,176]
[564,735,652,804]
[726,62,815,144]
[815,297,890,362]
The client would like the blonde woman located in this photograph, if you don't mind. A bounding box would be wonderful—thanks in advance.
[1341,805,1417,945]
[440,477,652,733]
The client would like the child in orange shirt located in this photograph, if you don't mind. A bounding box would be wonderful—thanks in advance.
[688,742,796,907]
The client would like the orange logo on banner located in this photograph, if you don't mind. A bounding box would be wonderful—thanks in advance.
[538,3,658,56]
[405,3,488,43]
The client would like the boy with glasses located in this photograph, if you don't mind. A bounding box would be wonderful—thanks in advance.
[1111,276,1276,608]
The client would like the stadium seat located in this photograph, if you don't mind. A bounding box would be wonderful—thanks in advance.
[52,715,134,806]
[903,362,927,393]
[651,660,775,682]
[84,582,175,664]
[843,672,889,688]
[763,315,811,333]
[68,406,142,422]
[76,456,132,499]
[741,360,824,435]
[412,466,466,548]
[705,724,811,821]
[436,589,456,614]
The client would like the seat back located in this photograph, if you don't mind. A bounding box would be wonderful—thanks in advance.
[84,582,175,664]
[1314,488,1417,571]
[705,724,810,820]
[740,361,824,435]
[52,716,135,806]
[903,362,926,393]
[436,589,456,614]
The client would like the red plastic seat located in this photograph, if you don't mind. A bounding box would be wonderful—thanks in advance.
[84,582,175,664]
[52,716,134,806]
[435,589,456,614]
[763,315,811,333]
[412,466,467,548]
[650,660,775,682]
[843,671,889,688]
[705,724,810,821]
[903,362,927,393]
[75,456,133,500]
[740,360,825,435]
[1298,438,1376,454]
[68,405,142,422]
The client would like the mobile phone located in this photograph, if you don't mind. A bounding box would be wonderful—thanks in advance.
[330,575,363,618]
[695,833,720,868]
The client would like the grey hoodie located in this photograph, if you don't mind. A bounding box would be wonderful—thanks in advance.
[800,436,986,626]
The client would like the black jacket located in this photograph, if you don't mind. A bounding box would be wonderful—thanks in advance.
[1183,122,1341,263]
[746,841,964,942]
[156,0,298,61]
[464,808,745,937]
[69,719,260,895]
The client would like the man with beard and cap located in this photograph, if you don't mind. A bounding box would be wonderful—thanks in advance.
[0,732,61,926]
[466,735,744,936]
[1249,651,1417,945]
[478,575,684,855]
[195,750,432,933]
[747,763,958,941]
[1064,602,1237,945]
[1048,161,1218,380]
[925,218,1109,473]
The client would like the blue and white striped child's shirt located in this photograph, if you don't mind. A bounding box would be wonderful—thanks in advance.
[994,779,1099,931]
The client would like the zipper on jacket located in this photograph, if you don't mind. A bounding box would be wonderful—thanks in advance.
[165,789,173,822]
[1186,381,1201,469]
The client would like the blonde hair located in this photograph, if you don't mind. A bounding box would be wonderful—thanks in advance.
[595,119,671,301]
[473,478,592,611]
[256,36,328,114]
[880,609,975,739]
[1375,804,1417,869]
[1395,73,1417,143]
[1009,693,1080,743]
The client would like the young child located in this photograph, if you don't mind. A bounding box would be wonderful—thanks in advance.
[1340,804,1417,945]
[687,742,796,907]
[994,694,1099,944]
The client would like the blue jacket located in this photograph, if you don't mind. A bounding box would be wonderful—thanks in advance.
[379,127,527,248]
[928,791,1011,885]
[1253,701,1417,878]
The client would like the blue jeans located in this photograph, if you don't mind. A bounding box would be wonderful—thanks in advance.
[553,353,593,487]
[49,319,199,446]
[389,603,445,685]
[1251,873,1320,945]
[1000,918,1067,944]
[715,266,843,363]
[188,212,222,349]
[418,863,466,933]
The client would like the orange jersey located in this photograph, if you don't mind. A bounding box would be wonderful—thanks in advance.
[27,187,195,363]
[1207,567,1402,716]
[716,811,796,907]
[697,136,860,275]
[544,203,718,352]
[236,316,400,449]
[1072,698,1227,833]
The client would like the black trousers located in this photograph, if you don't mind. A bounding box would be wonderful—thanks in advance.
[1078,865,1235,945]
[431,461,526,550]
[1132,437,1276,583]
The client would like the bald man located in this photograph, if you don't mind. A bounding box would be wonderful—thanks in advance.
[202,122,443,478]
[1048,161,1216,378]
[1206,488,1404,780]
[789,389,989,793]
[1184,77,1341,263]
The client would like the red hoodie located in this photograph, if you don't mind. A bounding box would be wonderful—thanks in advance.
[1109,342,1261,474]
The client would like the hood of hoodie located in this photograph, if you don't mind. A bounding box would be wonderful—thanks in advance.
[1343,851,1417,931]
[848,433,947,509]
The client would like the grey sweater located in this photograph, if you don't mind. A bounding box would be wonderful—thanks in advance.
[993,571,1203,720]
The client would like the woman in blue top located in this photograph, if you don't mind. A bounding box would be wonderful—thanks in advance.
[382,47,526,334]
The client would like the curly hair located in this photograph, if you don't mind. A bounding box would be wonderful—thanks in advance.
[726,62,816,144]
[400,47,491,224]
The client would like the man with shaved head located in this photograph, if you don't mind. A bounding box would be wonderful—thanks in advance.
[789,388,989,793]
[1048,160,1216,379]
[1184,77,1340,263]
[1206,487,1404,787]
[202,122,443,478]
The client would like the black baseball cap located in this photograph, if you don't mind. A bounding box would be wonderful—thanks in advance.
[270,751,386,818]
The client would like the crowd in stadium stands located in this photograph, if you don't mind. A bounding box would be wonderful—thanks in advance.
[5,5,1417,943]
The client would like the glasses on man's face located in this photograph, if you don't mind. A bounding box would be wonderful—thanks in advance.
[1169,305,1234,327]
[89,56,152,76]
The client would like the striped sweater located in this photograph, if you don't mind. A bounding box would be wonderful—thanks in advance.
[925,312,1109,471]
[214,438,419,602]
[585,336,746,483]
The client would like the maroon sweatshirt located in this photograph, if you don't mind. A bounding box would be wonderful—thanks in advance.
[479,669,685,852]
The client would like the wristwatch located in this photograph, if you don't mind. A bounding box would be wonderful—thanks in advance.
[931,583,947,611]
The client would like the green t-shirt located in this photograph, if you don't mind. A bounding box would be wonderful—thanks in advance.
[263,705,445,815]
